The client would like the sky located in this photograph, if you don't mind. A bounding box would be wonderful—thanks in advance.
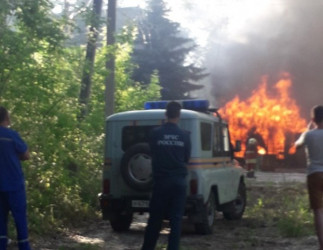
[118,0,281,47]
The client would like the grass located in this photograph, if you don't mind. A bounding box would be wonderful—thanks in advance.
[245,182,314,238]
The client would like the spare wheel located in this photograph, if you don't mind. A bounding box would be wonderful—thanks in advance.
[121,143,153,191]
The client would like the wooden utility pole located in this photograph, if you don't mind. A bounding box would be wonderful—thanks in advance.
[105,0,116,117]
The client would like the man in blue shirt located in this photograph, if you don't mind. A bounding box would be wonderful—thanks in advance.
[142,101,191,250]
[0,107,31,250]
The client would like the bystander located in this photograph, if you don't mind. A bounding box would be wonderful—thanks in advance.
[0,107,31,250]
[141,101,191,250]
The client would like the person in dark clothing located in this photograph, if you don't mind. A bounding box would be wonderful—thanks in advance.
[246,126,267,151]
[0,107,31,250]
[141,101,191,250]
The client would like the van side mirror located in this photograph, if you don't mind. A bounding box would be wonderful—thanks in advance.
[235,140,241,152]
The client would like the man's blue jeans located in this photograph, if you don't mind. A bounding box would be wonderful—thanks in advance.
[142,175,187,250]
[0,188,31,250]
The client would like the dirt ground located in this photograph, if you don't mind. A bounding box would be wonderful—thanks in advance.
[9,171,320,250]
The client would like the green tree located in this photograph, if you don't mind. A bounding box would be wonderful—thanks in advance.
[0,0,161,235]
[132,0,207,100]
[0,0,65,97]
[91,27,161,116]
[78,0,103,119]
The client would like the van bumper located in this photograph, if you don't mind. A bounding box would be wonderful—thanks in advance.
[98,193,150,220]
[99,193,206,222]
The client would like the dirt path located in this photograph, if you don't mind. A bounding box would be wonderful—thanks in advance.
[12,171,319,250]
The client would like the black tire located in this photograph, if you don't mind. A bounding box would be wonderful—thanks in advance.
[110,212,133,232]
[223,181,247,220]
[194,191,216,235]
[121,143,153,191]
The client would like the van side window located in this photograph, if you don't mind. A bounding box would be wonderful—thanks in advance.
[122,125,156,151]
[222,126,231,156]
[213,124,231,156]
[200,122,212,151]
[213,124,222,156]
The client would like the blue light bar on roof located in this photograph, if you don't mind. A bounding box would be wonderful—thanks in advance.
[144,99,210,111]
[144,101,168,110]
[182,99,209,111]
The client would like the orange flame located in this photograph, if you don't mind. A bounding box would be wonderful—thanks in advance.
[219,73,306,158]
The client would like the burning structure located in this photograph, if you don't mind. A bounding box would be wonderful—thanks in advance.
[219,72,307,171]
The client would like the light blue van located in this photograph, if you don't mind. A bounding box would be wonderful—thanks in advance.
[99,100,246,234]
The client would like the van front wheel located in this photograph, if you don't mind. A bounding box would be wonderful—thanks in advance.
[194,191,216,235]
[223,181,246,220]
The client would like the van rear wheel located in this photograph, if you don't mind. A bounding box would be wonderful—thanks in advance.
[110,212,133,232]
[194,191,216,235]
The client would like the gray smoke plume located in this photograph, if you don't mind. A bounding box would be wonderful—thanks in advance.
[193,0,323,119]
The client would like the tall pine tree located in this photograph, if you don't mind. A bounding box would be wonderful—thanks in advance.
[132,0,207,100]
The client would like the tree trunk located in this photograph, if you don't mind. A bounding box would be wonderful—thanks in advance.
[105,0,116,117]
[79,0,103,119]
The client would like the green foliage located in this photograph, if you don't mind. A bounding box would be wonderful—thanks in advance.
[132,0,207,100]
[92,27,161,113]
[12,47,103,233]
[0,1,161,237]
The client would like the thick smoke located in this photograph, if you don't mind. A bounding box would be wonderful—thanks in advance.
[197,0,323,119]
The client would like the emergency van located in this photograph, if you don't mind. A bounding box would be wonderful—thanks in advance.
[98,100,246,234]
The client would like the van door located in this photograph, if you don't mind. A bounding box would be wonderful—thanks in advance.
[212,123,236,203]
[220,125,240,201]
